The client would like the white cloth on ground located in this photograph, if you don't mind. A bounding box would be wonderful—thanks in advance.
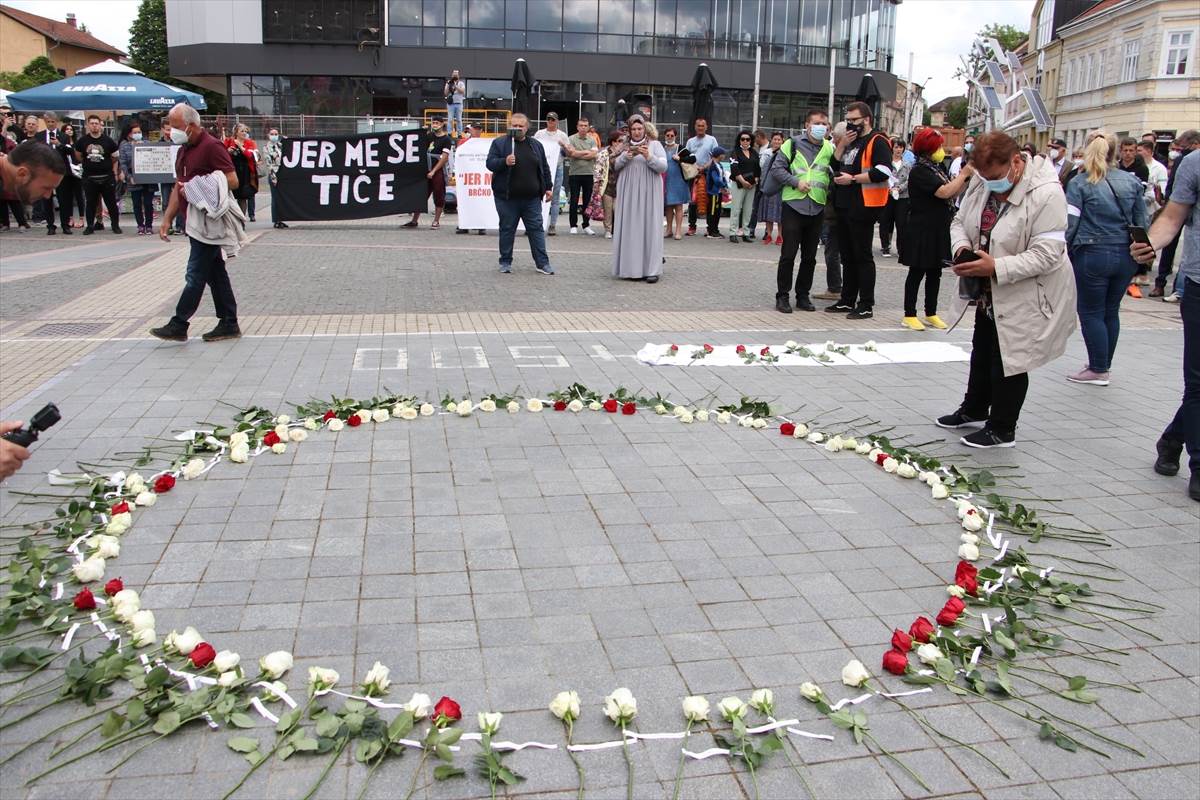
[183,171,248,259]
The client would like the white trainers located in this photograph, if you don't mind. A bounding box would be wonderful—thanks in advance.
[584,227,596,236]
[1163,292,1180,304]
[605,232,612,239]
[569,227,579,234]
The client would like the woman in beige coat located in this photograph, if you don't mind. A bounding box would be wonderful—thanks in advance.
[937,132,1076,448]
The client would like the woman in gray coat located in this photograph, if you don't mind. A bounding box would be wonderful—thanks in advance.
[937,132,1076,449]
[612,115,667,283]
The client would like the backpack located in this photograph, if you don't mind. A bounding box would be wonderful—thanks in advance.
[759,138,802,196]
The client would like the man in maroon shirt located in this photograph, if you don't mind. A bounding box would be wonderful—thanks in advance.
[151,103,242,343]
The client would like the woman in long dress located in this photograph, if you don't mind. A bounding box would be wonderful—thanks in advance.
[662,127,691,239]
[612,115,667,283]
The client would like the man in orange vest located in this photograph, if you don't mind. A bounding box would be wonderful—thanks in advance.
[825,101,893,319]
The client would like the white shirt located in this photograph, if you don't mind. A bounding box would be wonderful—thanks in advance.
[1145,157,1168,209]
[949,156,963,178]
[533,128,569,153]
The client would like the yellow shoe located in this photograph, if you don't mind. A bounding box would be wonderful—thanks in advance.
[924,314,948,330]
[901,316,925,331]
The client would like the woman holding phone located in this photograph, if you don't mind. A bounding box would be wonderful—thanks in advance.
[1064,129,1147,386]
[612,115,667,283]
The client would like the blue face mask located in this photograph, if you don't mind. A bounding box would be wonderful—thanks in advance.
[985,166,1014,194]
[809,124,828,141]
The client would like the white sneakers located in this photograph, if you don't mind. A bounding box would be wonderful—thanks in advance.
[569,227,578,234]
[584,227,596,236]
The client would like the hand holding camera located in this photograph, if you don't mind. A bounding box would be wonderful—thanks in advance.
[0,403,60,481]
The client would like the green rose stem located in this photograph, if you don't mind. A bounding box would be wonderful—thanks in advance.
[564,718,585,800]
[221,695,318,800]
[1008,663,1141,693]
[764,717,816,800]
[670,719,693,800]
[300,737,347,800]
[0,695,72,731]
[857,727,929,792]
[620,723,633,800]
[105,706,218,774]
[25,720,155,785]
[0,628,110,685]
[874,691,1009,778]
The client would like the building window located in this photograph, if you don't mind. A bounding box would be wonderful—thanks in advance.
[1036,0,1054,49]
[1086,53,1095,89]
[1121,39,1140,82]
[265,0,382,43]
[1162,30,1193,76]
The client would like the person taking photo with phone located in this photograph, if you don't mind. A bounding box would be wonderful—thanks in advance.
[1064,130,1147,387]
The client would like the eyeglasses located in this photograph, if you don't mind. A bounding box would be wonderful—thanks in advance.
[739,137,751,142]
[845,116,863,123]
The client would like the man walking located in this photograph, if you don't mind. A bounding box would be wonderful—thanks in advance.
[75,115,121,235]
[565,117,597,235]
[1153,130,1200,299]
[770,109,833,314]
[827,102,891,319]
[150,103,241,343]
[534,111,569,235]
[685,117,718,236]
[485,113,554,275]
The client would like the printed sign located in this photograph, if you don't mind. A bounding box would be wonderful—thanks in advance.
[131,143,179,184]
[453,136,559,230]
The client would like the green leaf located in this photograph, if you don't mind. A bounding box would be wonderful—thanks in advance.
[276,708,301,733]
[100,710,125,738]
[1054,734,1078,752]
[935,659,956,682]
[145,665,169,688]
[293,736,320,752]
[314,713,341,737]
[153,711,181,735]
[227,737,260,754]
[126,698,146,723]
[355,739,382,762]
[433,765,465,781]
[387,711,414,741]
[439,727,463,746]
[435,743,453,762]
[993,630,1018,654]
[244,751,265,767]
[1038,722,1054,740]
[277,744,295,761]
[828,710,854,730]
[229,712,256,729]
[1067,676,1087,691]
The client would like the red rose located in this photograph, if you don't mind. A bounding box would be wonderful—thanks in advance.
[936,607,960,627]
[891,628,913,652]
[909,616,935,643]
[944,596,966,615]
[603,398,619,413]
[669,344,678,351]
[553,400,568,411]
[780,422,796,436]
[735,345,746,353]
[153,474,175,494]
[104,577,124,597]
[323,410,336,421]
[190,642,216,668]
[882,648,909,675]
[955,561,979,595]
[347,414,362,427]
[621,402,636,415]
[433,696,461,726]
[703,344,714,353]
[760,346,770,356]
[262,430,281,446]
[875,452,888,466]
[110,501,130,516]
[73,587,96,611]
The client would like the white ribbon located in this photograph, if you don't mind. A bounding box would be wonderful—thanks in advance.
[250,696,279,723]
[61,621,81,650]
[746,718,800,735]
[878,688,933,699]
[970,646,982,667]
[173,429,214,441]
[315,687,409,710]
[986,512,1001,548]
[253,680,298,709]
[568,739,629,752]
[683,747,731,760]
[785,728,836,741]
[53,582,63,600]
[828,692,873,711]
[994,539,1009,563]
[458,733,558,751]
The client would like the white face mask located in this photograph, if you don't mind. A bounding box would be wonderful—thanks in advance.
[169,126,189,145]
[1169,150,1181,160]
[131,133,142,141]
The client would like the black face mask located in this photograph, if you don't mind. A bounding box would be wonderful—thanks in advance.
[848,121,864,135]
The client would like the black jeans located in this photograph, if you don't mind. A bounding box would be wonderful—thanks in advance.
[1155,229,1181,289]
[777,205,823,301]
[130,186,156,229]
[36,197,55,230]
[821,218,841,292]
[959,305,1029,435]
[568,175,593,229]
[835,211,879,309]
[1163,278,1199,473]
[0,200,27,227]
[904,267,942,316]
[705,192,722,235]
[84,177,119,229]
[171,237,238,328]
[56,177,85,227]
[747,185,761,234]
[879,196,909,257]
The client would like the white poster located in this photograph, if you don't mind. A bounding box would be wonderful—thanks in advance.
[454,136,559,230]
[131,143,180,184]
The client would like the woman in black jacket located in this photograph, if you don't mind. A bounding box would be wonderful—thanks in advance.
[55,123,86,231]
[728,129,760,242]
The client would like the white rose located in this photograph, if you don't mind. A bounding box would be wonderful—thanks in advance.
[654,404,668,415]
[679,411,694,424]
[399,406,419,420]
[213,650,240,672]
[274,424,289,439]
[807,431,825,443]
[567,399,584,413]
[327,418,345,431]
[271,442,287,454]
[784,340,799,349]
[506,400,520,414]
[717,696,747,721]
[868,447,884,461]
[695,409,709,422]
[958,541,981,561]
[672,405,688,418]
[361,661,391,694]
[799,682,824,702]
[855,441,872,454]
[72,557,105,583]
[218,670,239,687]
[349,409,367,424]
[262,681,289,701]
[749,688,774,714]
[717,411,732,424]
[289,428,307,443]
[883,457,899,473]
[403,692,432,718]
[89,535,121,559]
[792,423,810,439]
[739,416,753,428]
[444,401,457,413]
[748,418,764,429]
[105,516,130,535]
[308,666,340,691]
[303,417,319,430]
[111,589,140,611]
[863,340,877,351]
[932,483,950,500]
[549,690,581,721]
[842,437,858,450]
[960,532,980,545]
[946,585,966,599]
[961,512,984,532]
[916,643,943,665]
[128,626,154,647]
[926,472,942,487]
[229,443,249,463]
[526,398,543,413]
[113,601,140,623]
[897,463,918,479]
[588,401,602,411]
[127,610,155,634]
[172,626,203,655]
[824,435,843,452]
[420,403,436,416]
[229,431,250,448]
[480,399,497,413]
[259,651,294,679]
[129,491,154,510]
[456,400,473,417]
[841,659,871,687]
[478,711,503,734]
[181,458,205,480]
[824,340,836,350]
[603,687,637,723]
[125,473,146,494]
[275,415,291,425]
[681,695,711,722]
[955,500,976,519]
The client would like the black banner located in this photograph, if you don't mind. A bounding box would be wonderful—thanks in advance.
[273,129,431,221]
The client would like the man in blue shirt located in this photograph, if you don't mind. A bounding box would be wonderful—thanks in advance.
[685,117,719,236]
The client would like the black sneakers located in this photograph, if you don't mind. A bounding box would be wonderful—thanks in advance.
[775,297,793,314]
[936,410,986,429]
[847,307,873,320]
[961,428,1016,449]
[201,322,242,342]
[1154,437,1182,476]
[149,322,187,342]
[824,302,852,313]
[795,297,816,312]
[1190,473,1200,502]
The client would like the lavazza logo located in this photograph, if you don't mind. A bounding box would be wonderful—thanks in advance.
[147,97,176,106]
[64,84,138,92]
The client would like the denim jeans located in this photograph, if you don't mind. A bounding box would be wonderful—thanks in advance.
[1163,278,1199,473]
[448,102,463,135]
[1070,243,1137,373]
[549,161,564,227]
[494,195,550,270]
[160,183,185,231]
[130,186,156,229]
[171,237,238,328]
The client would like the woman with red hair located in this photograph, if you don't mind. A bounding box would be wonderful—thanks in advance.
[898,128,974,330]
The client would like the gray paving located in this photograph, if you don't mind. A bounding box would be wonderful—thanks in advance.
[0,319,1195,799]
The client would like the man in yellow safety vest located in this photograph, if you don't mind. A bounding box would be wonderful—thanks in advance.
[769,109,834,313]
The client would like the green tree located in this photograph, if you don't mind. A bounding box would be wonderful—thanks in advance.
[955,23,1029,80]
[127,0,226,113]
[0,56,62,92]
[946,98,969,129]
[922,108,932,126]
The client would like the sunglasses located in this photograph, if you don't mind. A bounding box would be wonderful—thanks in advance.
[739,137,751,142]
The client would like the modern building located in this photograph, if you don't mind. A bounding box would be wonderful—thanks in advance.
[166,0,901,135]
[0,4,126,77]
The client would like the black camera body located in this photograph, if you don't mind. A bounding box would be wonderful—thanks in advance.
[2,403,61,447]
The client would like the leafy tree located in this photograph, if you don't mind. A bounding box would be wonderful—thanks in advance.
[127,0,226,113]
[922,108,932,126]
[954,23,1029,80]
[946,98,969,129]
[0,56,62,92]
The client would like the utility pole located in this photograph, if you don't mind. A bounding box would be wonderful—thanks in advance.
[903,51,914,139]
[827,45,836,120]
[751,44,761,129]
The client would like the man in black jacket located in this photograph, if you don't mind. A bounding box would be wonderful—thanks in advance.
[826,102,892,319]
[486,113,554,275]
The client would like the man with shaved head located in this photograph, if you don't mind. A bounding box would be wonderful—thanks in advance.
[150,103,242,343]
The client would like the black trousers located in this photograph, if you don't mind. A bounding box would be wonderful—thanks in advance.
[705,192,722,235]
[777,205,823,300]
[56,177,85,227]
[568,175,593,228]
[821,219,841,292]
[0,200,27,227]
[84,178,119,229]
[959,305,1029,435]
[1155,229,1181,289]
[835,211,879,309]
[879,196,909,257]
[35,197,56,230]
[903,266,942,316]
[747,185,762,234]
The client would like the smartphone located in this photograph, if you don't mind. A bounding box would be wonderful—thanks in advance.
[943,250,978,268]
[1127,225,1151,245]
